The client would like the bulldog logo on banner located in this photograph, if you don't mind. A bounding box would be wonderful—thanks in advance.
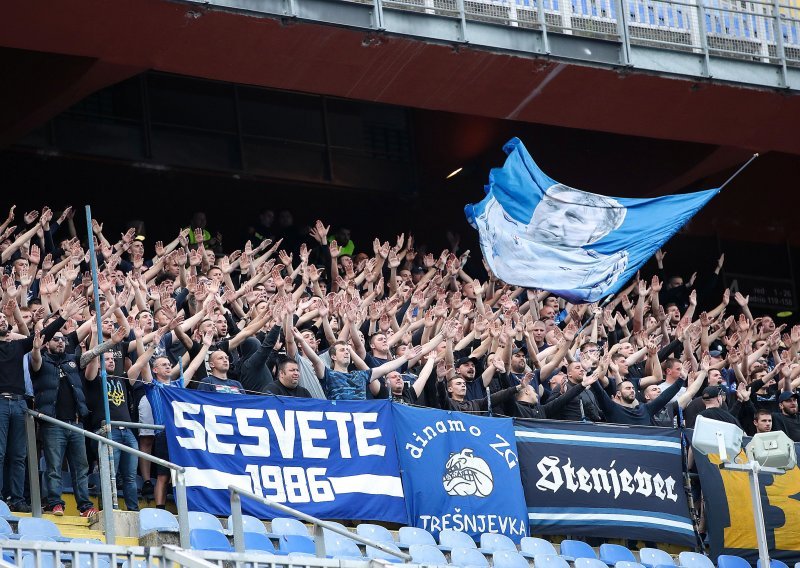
[443,449,494,497]
[393,405,529,542]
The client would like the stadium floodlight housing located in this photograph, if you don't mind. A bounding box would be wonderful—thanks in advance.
[691,415,743,462]
[692,416,791,568]
[745,431,797,470]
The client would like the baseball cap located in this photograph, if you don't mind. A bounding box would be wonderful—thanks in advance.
[779,391,799,402]
[455,356,478,367]
[709,349,723,358]
[702,385,724,399]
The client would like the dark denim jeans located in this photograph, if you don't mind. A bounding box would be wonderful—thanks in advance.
[40,422,91,510]
[110,428,139,511]
[0,399,27,504]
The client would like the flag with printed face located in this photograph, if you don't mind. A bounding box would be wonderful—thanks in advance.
[465,138,719,303]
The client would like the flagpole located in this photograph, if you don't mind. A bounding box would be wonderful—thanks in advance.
[718,153,759,191]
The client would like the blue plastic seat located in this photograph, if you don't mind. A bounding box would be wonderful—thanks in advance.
[493,549,530,568]
[521,537,557,558]
[280,534,316,555]
[366,542,404,563]
[270,517,310,537]
[616,562,646,568]
[187,511,226,533]
[18,517,69,542]
[717,556,751,568]
[325,535,364,560]
[601,544,637,565]
[480,532,517,552]
[72,552,111,568]
[357,523,396,544]
[451,546,489,567]
[536,554,572,568]
[398,526,437,548]
[0,518,13,538]
[21,554,64,568]
[679,552,715,568]
[577,558,613,568]
[227,514,268,536]
[120,561,149,568]
[639,548,676,568]
[139,508,179,537]
[190,528,233,552]
[561,540,597,561]
[439,528,477,551]
[70,537,111,567]
[409,543,448,565]
[243,531,277,553]
[771,561,790,568]
[0,500,20,522]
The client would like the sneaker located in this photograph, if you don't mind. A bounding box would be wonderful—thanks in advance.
[50,504,64,516]
[80,507,99,518]
[9,501,31,513]
[141,480,154,497]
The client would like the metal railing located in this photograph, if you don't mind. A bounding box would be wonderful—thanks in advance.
[229,485,413,562]
[339,0,800,73]
[0,540,370,568]
[23,410,191,548]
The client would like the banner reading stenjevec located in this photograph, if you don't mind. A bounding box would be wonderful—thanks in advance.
[515,419,696,546]
[160,389,409,523]
[393,405,529,542]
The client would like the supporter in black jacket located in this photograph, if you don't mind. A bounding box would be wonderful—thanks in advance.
[507,371,600,419]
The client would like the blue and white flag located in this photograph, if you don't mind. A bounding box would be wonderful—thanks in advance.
[393,405,529,542]
[515,420,696,546]
[160,389,408,523]
[465,138,719,303]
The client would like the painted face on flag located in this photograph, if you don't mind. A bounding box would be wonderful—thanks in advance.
[529,185,626,249]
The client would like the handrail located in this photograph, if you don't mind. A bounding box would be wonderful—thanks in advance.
[24,410,191,549]
[109,420,165,430]
[228,485,412,561]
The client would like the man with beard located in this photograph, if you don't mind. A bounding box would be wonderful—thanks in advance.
[507,370,601,418]
[772,391,800,442]
[0,296,84,512]
[590,358,686,426]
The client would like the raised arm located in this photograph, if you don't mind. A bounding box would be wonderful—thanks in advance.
[291,327,326,378]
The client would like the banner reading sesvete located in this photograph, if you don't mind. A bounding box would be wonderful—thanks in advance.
[393,405,529,542]
[160,389,408,523]
[695,443,800,564]
[515,419,695,546]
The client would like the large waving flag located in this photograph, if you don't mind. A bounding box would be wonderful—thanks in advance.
[465,138,719,303]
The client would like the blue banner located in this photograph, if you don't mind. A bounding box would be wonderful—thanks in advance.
[694,441,800,564]
[465,138,719,303]
[514,419,695,546]
[393,405,529,542]
[160,389,409,523]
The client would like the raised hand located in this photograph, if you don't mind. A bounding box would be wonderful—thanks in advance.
[23,210,39,225]
[328,240,342,259]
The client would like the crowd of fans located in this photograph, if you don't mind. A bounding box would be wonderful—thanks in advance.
[0,203,797,530]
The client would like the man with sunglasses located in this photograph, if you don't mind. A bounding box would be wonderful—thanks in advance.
[30,305,98,518]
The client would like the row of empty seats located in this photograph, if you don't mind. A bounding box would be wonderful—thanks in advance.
[137,509,800,568]
[4,507,797,568]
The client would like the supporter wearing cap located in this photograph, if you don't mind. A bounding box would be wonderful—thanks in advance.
[453,355,488,402]
[772,391,800,441]
[697,385,742,428]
